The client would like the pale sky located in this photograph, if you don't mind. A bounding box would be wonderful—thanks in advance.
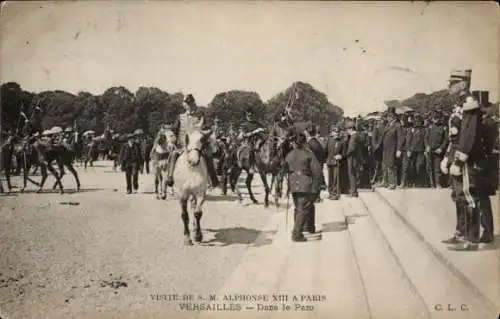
[1,1,498,116]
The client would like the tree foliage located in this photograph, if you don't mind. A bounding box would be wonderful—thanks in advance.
[1,81,346,135]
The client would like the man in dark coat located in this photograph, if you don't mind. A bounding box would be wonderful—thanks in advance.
[398,115,412,188]
[371,117,386,186]
[425,112,449,187]
[140,135,154,174]
[120,133,143,194]
[306,124,326,195]
[408,115,427,187]
[447,94,489,250]
[325,125,344,200]
[382,110,402,189]
[284,132,323,242]
[345,121,363,197]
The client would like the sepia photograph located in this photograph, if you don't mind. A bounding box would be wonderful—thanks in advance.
[0,1,499,318]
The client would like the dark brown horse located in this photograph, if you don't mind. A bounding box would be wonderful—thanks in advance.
[229,123,288,207]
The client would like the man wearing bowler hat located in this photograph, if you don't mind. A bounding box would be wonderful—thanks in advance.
[120,132,143,194]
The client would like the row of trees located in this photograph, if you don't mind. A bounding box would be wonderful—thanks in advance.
[1,81,344,136]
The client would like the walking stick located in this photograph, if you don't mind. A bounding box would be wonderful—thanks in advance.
[285,173,290,231]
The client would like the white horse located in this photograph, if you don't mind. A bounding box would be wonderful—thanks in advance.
[173,128,211,245]
[151,125,178,200]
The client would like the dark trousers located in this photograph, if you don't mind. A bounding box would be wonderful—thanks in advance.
[347,158,358,195]
[479,196,494,240]
[400,152,411,186]
[203,151,220,187]
[302,193,318,232]
[292,192,313,239]
[125,163,139,192]
[411,152,426,187]
[464,206,481,243]
[430,152,444,187]
[454,202,467,236]
[327,164,340,195]
[383,164,397,187]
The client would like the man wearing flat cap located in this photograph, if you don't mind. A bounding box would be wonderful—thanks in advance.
[284,131,323,242]
[120,132,143,194]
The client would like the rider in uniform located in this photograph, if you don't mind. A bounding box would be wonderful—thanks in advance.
[239,108,266,173]
[166,93,219,188]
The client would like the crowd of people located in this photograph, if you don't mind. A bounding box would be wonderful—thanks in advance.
[1,69,498,247]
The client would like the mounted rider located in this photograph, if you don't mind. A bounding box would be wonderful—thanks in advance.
[238,107,266,173]
[165,93,220,188]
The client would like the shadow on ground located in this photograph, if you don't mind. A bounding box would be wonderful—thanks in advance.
[321,221,348,233]
[203,227,276,247]
[18,188,105,194]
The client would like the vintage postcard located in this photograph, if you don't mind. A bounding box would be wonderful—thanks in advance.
[0,1,499,318]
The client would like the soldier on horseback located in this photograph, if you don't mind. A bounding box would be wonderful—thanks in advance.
[166,93,220,188]
[239,108,266,173]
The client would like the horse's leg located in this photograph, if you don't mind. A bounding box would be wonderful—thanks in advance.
[180,197,192,245]
[66,163,81,191]
[259,171,270,207]
[154,170,159,197]
[193,195,205,243]
[37,162,49,193]
[246,171,259,204]
[270,173,280,208]
[53,161,65,190]
[46,161,64,194]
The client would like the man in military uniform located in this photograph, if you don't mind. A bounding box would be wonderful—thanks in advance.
[240,108,266,173]
[325,125,344,200]
[120,133,143,194]
[440,69,476,249]
[166,94,219,188]
[425,111,448,188]
[284,132,323,242]
[345,121,363,197]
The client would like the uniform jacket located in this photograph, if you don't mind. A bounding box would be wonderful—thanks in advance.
[173,108,211,148]
[425,124,448,151]
[454,108,486,166]
[285,148,323,194]
[325,136,345,166]
[307,137,326,165]
[120,142,143,167]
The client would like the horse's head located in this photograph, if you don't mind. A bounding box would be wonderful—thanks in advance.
[184,129,210,166]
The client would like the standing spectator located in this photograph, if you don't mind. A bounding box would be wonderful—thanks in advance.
[409,115,427,187]
[345,121,363,197]
[120,133,143,194]
[425,111,449,187]
[382,109,402,189]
